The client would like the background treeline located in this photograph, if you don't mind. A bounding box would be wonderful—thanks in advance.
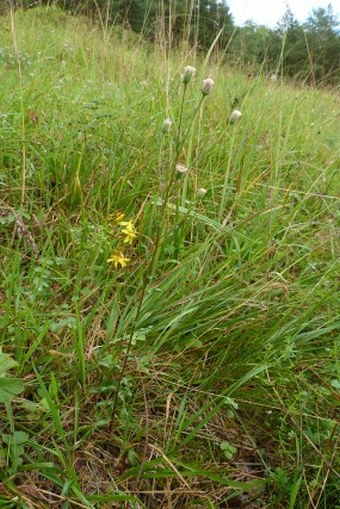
[2,0,340,84]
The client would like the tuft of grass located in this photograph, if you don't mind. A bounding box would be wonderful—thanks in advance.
[0,6,339,508]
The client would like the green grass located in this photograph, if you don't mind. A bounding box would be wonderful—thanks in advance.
[0,6,339,508]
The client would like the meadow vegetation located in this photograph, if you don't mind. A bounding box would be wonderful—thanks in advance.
[7,0,340,84]
[0,6,339,508]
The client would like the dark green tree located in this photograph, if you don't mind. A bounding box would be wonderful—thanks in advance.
[231,21,273,69]
[274,6,309,79]
[194,0,234,49]
[304,5,340,82]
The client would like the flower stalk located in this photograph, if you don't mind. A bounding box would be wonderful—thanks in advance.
[109,66,214,430]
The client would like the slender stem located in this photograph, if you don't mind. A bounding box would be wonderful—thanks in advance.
[175,82,187,152]
[182,95,204,145]
[9,5,26,206]
[218,126,236,221]
[109,91,207,430]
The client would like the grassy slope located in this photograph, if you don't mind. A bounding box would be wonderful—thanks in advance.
[0,6,339,508]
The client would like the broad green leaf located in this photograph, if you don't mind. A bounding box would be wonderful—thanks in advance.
[0,352,18,377]
[0,378,24,403]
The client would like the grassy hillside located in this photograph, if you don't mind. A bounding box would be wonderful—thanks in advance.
[0,6,339,508]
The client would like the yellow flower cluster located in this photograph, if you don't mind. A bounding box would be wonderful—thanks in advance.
[107,212,138,269]
[107,211,125,225]
[120,220,137,245]
[107,251,130,269]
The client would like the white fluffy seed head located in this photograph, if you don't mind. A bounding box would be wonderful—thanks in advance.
[229,110,242,123]
[162,117,172,133]
[197,188,207,198]
[183,65,196,84]
[176,163,189,176]
[202,78,215,95]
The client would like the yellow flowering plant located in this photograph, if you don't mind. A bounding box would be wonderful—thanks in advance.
[107,251,130,268]
[106,212,138,269]
[107,211,125,225]
[119,220,137,245]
